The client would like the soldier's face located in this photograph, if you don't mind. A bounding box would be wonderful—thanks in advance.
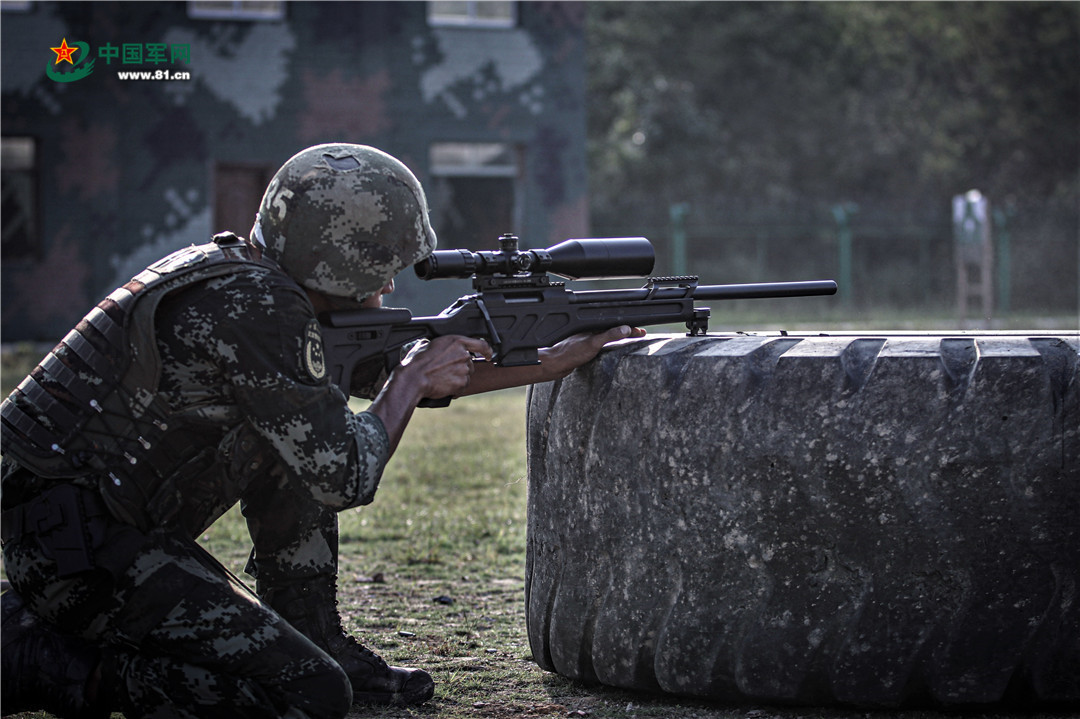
[361,280,396,308]
[305,279,394,314]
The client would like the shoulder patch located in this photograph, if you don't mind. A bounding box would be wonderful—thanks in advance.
[302,319,327,382]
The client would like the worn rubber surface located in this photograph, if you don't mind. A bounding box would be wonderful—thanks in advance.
[524,332,1079,708]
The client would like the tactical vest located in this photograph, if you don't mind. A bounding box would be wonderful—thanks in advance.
[0,233,287,529]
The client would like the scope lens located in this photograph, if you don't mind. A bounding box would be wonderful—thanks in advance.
[546,237,654,279]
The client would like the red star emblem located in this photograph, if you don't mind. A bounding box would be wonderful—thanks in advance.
[50,38,78,65]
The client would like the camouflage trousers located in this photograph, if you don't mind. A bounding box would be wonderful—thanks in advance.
[241,468,340,590]
[2,485,352,719]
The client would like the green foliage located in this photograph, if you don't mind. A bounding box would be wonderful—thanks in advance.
[588,1,1079,216]
[587,2,1078,317]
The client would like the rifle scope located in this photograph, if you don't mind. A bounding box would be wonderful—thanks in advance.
[414,235,655,281]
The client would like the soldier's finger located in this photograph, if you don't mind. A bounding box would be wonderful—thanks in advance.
[461,337,494,360]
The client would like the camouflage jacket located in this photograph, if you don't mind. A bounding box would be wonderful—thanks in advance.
[1,234,389,536]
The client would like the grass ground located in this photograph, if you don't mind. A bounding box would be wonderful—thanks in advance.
[137,388,1074,719]
[1,349,1074,718]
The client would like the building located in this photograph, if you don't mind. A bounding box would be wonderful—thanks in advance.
[1,0,588,341]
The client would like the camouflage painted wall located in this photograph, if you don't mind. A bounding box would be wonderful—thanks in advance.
[0,1,587,341]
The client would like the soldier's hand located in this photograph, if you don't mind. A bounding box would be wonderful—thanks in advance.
[451,325,647,397]
[539,325,647,379]
[398,335,494,400]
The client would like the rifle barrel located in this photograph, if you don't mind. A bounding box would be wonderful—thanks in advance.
[693,280,837,300]
[568,279,837,304]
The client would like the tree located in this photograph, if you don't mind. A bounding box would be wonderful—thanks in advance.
[587,2,1079,224]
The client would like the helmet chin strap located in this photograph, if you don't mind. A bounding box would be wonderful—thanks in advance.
[250,216,267,248]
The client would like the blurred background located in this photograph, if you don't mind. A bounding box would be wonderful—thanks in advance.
[586,2,1078,328]
[2,1,1077,346]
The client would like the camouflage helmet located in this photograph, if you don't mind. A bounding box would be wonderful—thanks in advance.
[252,143,437,300]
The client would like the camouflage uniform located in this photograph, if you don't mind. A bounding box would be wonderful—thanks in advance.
[1,234,390,718]
[3,143,440,717]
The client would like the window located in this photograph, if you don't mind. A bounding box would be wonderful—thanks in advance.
[1,137,39,262]
[428,1,516,28]
[430,142,517,177]
[429,142,520,247]
[187,1,285,21]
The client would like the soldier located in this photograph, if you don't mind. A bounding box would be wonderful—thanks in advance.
[0,143,640,718]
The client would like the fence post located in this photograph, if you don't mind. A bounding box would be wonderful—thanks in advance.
[670,202,689,277]
[831,203,857,306]
[992,205,1013,315]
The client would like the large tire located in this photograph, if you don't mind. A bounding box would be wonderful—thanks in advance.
[525,331,1079,708]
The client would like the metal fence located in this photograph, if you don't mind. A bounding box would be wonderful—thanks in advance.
[592,197,1078,320]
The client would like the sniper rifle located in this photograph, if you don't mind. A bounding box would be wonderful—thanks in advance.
[320,234,837,405]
